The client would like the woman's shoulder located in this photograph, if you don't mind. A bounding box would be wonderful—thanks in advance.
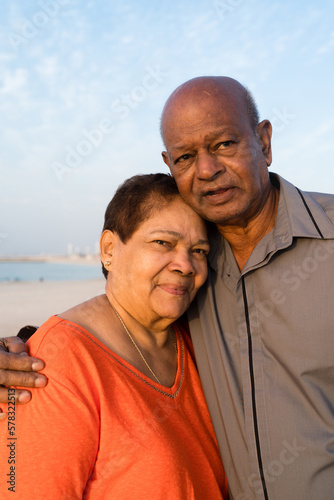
[27,312,116,402]
[28,299,111,375]
[57,294,105,328]
[28,314,96,365]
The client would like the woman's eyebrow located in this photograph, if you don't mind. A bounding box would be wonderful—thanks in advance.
[149,230,210,246]
[149,230,181,237]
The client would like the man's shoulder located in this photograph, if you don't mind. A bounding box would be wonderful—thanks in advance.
[305,190,334,207]
[273,173,334,227]
[304,190,334,223]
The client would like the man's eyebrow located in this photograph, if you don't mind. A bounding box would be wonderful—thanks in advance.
[168,128,236,152]
[168,145,189,153]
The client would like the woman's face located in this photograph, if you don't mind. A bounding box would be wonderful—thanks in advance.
[103,196,209,330]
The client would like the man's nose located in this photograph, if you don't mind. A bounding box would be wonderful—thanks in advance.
[196,151,224,180]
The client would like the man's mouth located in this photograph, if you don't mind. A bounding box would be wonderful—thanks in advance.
[202,186,234,202]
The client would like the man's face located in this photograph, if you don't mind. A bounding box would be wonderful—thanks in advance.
[162,91,273,228]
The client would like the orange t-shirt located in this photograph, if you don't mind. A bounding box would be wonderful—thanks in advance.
[0,316,228,499]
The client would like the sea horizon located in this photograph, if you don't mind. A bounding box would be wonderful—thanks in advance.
[0,253,99,263]
[0,259,103,283]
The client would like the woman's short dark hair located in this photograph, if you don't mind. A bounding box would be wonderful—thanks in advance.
[101,173,180,278]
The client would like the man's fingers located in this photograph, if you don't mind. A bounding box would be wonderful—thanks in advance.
[0,337,47,408]
[0,338,47,407]
[0,336,29,355]
[0,387,33,407]
[0,350,44,372]
[0,368,47,392]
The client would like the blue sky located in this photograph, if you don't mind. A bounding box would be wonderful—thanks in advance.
[1,0,334,256]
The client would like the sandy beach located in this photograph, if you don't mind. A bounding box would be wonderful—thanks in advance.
[0,278,106,337]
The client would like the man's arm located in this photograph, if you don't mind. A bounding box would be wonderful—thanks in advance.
[0,336,47,418]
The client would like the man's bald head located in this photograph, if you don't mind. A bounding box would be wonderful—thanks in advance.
[160,76,259,144]
[160,75,273,231]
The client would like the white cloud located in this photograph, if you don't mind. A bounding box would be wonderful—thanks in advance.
[318,31,334,54]
[0,0,333,255]
[34,55,60,82]
[0,68,28,94]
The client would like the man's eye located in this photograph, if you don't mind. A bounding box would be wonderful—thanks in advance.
[154,240,168,246]
[175,153,191,164]
[216,141,233,150]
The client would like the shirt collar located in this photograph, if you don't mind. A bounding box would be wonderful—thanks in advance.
[208,172,334,273]
[272,173,334,240]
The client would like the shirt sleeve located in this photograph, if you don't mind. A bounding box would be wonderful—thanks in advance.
[0,319,100,499]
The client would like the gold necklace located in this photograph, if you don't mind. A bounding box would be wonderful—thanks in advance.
[106,295,177,385]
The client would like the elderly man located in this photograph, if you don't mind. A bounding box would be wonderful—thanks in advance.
[1,77,334,500]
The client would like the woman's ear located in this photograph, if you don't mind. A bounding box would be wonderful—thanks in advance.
[100,230,115,269]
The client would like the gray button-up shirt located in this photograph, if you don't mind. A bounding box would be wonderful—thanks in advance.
[188,174,334,500]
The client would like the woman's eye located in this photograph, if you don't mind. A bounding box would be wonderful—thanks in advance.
[193,248,208,256]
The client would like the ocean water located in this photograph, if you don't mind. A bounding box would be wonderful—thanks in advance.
[0,261,103,282]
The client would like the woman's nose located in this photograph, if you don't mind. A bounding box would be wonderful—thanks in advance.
[169,251,195,276]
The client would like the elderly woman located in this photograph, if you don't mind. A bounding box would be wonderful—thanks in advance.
[0,174,228,499]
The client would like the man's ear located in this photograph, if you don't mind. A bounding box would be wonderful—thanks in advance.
[256,120,272,166]
[161,151,171,169]
[100,230,115,265]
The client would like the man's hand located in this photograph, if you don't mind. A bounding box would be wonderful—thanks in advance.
[0,337,47,419]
